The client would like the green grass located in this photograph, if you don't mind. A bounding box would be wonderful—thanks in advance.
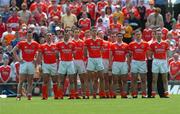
[1,95,180,114]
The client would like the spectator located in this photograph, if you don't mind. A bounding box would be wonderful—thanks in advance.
[61,7,77,29]
[137,0,146,30]
[174,0,180,20]
[86,0,96,26]
[78,12,91,32]
[147,7,163,28]
[154,0,168,19]
[123,20,133,44]
[48,16,61,34]
[7,9,20,31]
[128,11,141,30]
[169,53,180,81]
[17,3,31,25]
[164,12,176,30]
[1,5,11,23]
[1,24,15,45]
[98,9,110,28]
[9,0,19,13]
[96,18,107,34]
[113,5,124,25]
[0,14,6,38]
[29,0,47,13]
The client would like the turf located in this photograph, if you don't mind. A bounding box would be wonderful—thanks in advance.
[1,95,180,114]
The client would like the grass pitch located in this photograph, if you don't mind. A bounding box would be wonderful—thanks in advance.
[1,95,180,114]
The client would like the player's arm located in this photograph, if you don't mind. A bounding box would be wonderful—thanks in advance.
[109,50,112,70]
[84,45,88,58]
[12,45,22,63]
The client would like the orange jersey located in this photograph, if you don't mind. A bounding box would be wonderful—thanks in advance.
[78,18,91,32]
[4,33,15,45]
[17,41,39,62]
[102,40,111,59]
[122,6,140,19]
[56,41,75,61]
[170,61,180,80]
[0,65,11,82]
[161,28,169,41]
[150,41,169,59]
[109,23,122,33]
[69,4,82,16]
[142,28,152,42]
[85,38,103,58]
[86,2,96,20]
[128,41,150,61]
[72,39,84,60]
[111,42,129,62]
[97,1,108,12]
[39,43,57,64]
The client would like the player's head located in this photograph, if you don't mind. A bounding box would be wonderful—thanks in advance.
[155,28,162,41]
[90,26,97,37]
[173,53,179,61]
[46,33,52,43]
[64,33,70,42]
[97,30,104,39]
[135,29,142,41]
[27,29,33,40]
[73,29,80,39]
[116,32,123,42]
[2,54,9,65]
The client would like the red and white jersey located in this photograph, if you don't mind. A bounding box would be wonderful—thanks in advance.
[111,42,129,62]
[0,65,11,83]
[17,40,39,62]
[56,41,75,61]
[78,18,91,32]
[97,1,108,12]
[170,29,179,46]
[69,3,82,16]
[7,15,20,31]
[142,28,152,42]
[86,2,96,20]
[128,41,150,61]
[72,39,84,60]
[150,41,169,59]
[48,10,62,20]
[84,38,103,58]
[30,2,47,13]
[0,23,6,38]
[161,27,169,41]
[48,5,62,14]
[109,23,122,33]
[146,8,155,17]
[102,40,111,59]
[39,43,57,64]
[122,6,140,19]
[169,60,180,80]
[108,15,114,24]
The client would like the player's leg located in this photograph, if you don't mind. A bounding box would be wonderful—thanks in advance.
[112,75,118,98]
[131,73,138,98]
[152,73,158,97]
[69,74,76,99]
[104,73,110,98]
[16,74,26,100]
[140,73,147,98]
[51,75,59,99]
[58,74,65,99]
[98,70,105,98]
[161,73,169,97]
[79,73,87,99]
[26,74,33,100]
[120,74,128,98]
[42,73,50,100]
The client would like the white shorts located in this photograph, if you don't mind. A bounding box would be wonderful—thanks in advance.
[131,60,147,74]
[152,59,169,74]
[102,59,109,73]
[19,61,35,75]
[42,63,57,76]
[74,60,87,74]
[58,61,75,75]
[112,61,128,75]
[87,58,104,71]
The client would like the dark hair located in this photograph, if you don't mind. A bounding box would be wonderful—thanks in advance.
[105,6,112,15]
